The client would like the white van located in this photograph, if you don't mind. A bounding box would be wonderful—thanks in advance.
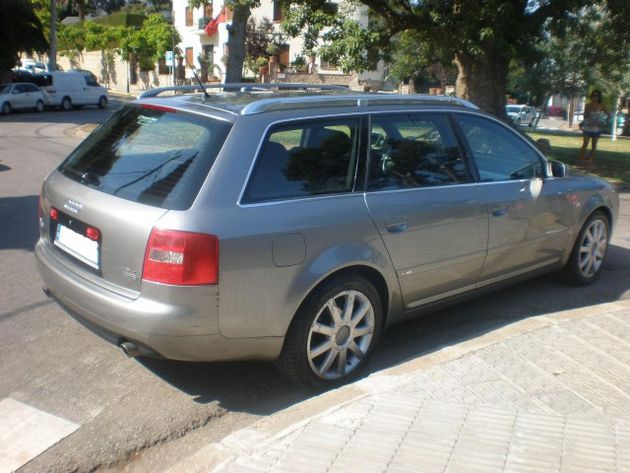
[34,71,108,110]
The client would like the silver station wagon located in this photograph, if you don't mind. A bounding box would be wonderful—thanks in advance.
[36,85,619,388]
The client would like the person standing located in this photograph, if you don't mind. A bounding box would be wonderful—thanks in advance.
[579,90,608,164]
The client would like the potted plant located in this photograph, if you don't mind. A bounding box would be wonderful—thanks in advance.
[266,44,280,63]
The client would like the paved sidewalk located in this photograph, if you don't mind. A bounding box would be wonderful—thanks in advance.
[171,300,630,473]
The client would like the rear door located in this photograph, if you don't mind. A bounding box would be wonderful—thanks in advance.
[364,112,488,309]
[42,105,232,294]
[12,84,29,108]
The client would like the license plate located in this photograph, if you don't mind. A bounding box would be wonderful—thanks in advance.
[54,224,100,269]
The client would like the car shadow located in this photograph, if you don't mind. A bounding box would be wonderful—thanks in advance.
[0,195,39,251]
[139,242,630,416]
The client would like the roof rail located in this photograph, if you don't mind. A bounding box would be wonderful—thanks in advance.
[239,94,479,115]
[137,83,348,99]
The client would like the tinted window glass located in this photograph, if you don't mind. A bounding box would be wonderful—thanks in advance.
[59,106,232,210]
[0,84,11,94]
[14,84,26,93]
[243,118,359,203]
[33,74,52,87]
[456,114,544,181]
[368,113,469,191]
[24,84,39,92]
[84,74,98,86]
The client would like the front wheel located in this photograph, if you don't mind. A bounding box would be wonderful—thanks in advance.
[35,100,44,112]
[562,211,610,285]
[61,97,72,111]
[276,277,383,389]
[98,96,108,109]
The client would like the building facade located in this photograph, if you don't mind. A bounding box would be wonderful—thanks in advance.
[172,0,386,84]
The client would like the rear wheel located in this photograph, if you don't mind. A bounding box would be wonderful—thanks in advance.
[562,211,610,285]
[35,100,44,112]
[1,102,11,115]
[276,276,383,389]
[61,97,72,111]
[98,96,108,109]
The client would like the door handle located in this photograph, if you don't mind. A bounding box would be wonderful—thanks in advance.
[385,218,407,233]
[492,208,507,217]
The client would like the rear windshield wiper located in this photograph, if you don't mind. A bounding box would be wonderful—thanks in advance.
[111,149,199,196]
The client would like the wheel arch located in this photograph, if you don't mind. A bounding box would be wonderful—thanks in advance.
[291,262,399,333]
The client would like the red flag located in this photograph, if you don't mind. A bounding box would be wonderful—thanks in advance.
[205,10,226,37]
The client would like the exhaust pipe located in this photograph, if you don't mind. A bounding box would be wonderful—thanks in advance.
[120,341,140,358]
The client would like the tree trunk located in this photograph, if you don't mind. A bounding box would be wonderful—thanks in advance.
[49,0,57,71]
[454,51,509,117]
[224,4,250,83]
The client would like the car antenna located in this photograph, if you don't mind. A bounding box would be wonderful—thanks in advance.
[184,57,210,102]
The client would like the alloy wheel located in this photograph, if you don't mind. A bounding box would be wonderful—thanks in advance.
[578,218,608,278]
[306,290,375,380]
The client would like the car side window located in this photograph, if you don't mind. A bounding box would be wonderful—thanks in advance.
[243,118,359,203]
[84,75,99,87]
[367,113,470,191]
[14,85,26,93]
[25,84,39,92]
[456,114,544,181]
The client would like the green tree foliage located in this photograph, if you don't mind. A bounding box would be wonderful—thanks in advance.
[244,17,275,76]
[1,0,48,80]
[58,0,95,21]
[119,14,180,71]
[282,0,629,116]
[58,13,179,73]
[387,30,456,90]
[94,0,125,14]
[509,4,630,108]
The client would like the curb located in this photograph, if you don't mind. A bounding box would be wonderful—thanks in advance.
[167,298,630,472]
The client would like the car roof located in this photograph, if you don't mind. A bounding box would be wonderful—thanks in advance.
[136,84,480,119]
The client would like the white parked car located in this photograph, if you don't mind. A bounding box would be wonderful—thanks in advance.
[0,82,48,114]
[34,71,108,110]
[506,104,537,127]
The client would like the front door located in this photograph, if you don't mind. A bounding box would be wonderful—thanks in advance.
[364,112,488,309]
[453,113,572,283]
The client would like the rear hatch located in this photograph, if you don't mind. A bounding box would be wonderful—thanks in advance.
[41,104,232,296]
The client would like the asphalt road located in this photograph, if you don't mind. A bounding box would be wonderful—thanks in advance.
[1,105,629,472]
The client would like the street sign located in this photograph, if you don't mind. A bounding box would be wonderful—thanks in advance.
[165,50,174,67]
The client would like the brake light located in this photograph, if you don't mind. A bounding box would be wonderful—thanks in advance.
[142,229,218,286]
[140,103,176,113]
[86,226,100,241]
[49,207,58,220]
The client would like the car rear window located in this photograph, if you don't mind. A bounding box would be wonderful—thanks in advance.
[58,105,232,210]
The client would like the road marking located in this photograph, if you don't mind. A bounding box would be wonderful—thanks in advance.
[0,398,79,473]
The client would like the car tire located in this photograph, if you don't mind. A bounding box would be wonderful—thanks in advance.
[61,97,72,111]
[276,276,383,389]
[1,102,10,115]
[516,118,522,127]
[98,96,108,109]
[562,210,610,286]
[35,100,44,112]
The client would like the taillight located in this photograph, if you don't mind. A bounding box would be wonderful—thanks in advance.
[49,207,58,220]
[142,229,218,286]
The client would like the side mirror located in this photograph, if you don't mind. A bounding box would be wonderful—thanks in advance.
[550,160,566,178]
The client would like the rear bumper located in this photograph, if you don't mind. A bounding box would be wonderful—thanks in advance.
[35,239,283,362]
